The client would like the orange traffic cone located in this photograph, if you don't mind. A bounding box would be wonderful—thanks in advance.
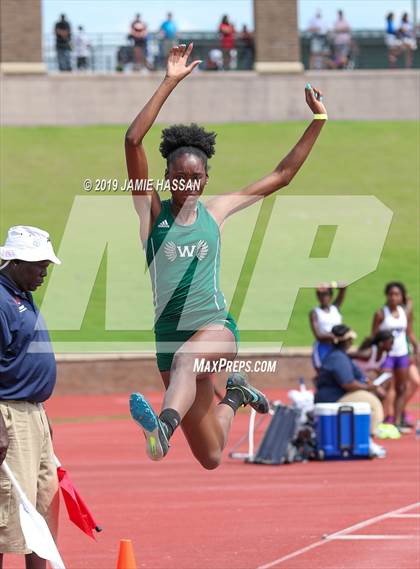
[116,539,137,569]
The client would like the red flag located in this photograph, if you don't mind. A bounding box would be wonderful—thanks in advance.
[57,465,102,540]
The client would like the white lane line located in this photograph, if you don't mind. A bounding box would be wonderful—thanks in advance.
[257,539,328,569]
[325,502,420,539]
[257,501,420,569]
[391,513,420,518]
[329,534,418,540]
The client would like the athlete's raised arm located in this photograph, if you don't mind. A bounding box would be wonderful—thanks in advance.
[125,43,201,242]
[207,84,327,224]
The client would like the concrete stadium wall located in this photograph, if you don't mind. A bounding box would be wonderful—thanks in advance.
[54,350,315,395]
[1,70,419,125]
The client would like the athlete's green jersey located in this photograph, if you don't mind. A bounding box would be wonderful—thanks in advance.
[145,199,238,370]
[146,199,227,333]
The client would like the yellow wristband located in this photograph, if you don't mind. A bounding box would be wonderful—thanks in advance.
[314,114,328,120]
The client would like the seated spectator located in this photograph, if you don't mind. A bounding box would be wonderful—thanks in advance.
[315,325,386,452]
[206,48,223,71]
[116,42,134,72]
[399,12,417,68]
[309,282,346,372]
[351,330,394,378]
[385,12,402,67]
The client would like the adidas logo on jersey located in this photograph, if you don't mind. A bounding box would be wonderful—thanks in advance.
[158,220,170,228]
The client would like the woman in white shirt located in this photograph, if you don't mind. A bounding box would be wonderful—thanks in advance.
[399,12,417,68]
[403,292,420,425]
[307,9,329,69]
[333,10,352,68]
[309,282,346,371]
[372,282,418,431]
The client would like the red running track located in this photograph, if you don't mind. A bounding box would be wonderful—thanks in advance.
[4,389,420,569]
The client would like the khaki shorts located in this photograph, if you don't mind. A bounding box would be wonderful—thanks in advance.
[0,401,59,554]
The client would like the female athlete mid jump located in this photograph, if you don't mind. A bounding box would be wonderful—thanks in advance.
[125,44,327,469]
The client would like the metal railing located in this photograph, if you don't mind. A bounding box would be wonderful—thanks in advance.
[44,31,255,72]
[44,30,419,73]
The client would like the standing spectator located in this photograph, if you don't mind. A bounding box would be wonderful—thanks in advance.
[332,10,352,68]
[0,226,61,568]
[240,24,254,70]
[372,282,418,432]
[219,15,235,70]
[54,13,72,72]
[159,12,178,67]
[309,282,347,372]
[307,9,329,69]
[385,12,402,68]
[399,13,417,68]
[402,290,420,427]
[75,26,90,71]
[130,13,149,71]
[375,285,420,429]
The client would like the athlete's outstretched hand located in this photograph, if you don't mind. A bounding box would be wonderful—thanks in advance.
[166,43,202,82]
[305,83,327,115]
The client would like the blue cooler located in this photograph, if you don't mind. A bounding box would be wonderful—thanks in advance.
[315,402,371,459]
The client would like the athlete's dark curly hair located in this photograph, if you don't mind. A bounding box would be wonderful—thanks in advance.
[359,330,394,351]
[159,123,216,173]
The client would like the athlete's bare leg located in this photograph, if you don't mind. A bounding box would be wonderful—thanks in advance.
[130,323,267,466]
[405,363,420,406]
[393,367,408,424]
[161,370,234,469]
[158,324,239,468]
[161,324,236,418]
[383,374,395,418]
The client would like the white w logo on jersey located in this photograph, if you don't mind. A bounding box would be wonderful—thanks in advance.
[163,240,209,262]
[177,244,196,258]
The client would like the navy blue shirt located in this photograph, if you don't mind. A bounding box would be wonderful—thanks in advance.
[315,348,366,403]
[0,273,56,402]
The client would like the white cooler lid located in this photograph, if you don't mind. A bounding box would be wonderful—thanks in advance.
[315,402,371,415]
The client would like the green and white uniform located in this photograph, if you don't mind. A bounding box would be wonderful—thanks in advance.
[146,199,239,371]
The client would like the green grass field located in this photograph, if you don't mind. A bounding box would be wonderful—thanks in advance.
[1,122,418,350]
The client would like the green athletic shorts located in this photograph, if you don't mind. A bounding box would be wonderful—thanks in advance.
[154,311,239,372]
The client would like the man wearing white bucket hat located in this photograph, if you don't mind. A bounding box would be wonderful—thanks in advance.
[0,226,61,568]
